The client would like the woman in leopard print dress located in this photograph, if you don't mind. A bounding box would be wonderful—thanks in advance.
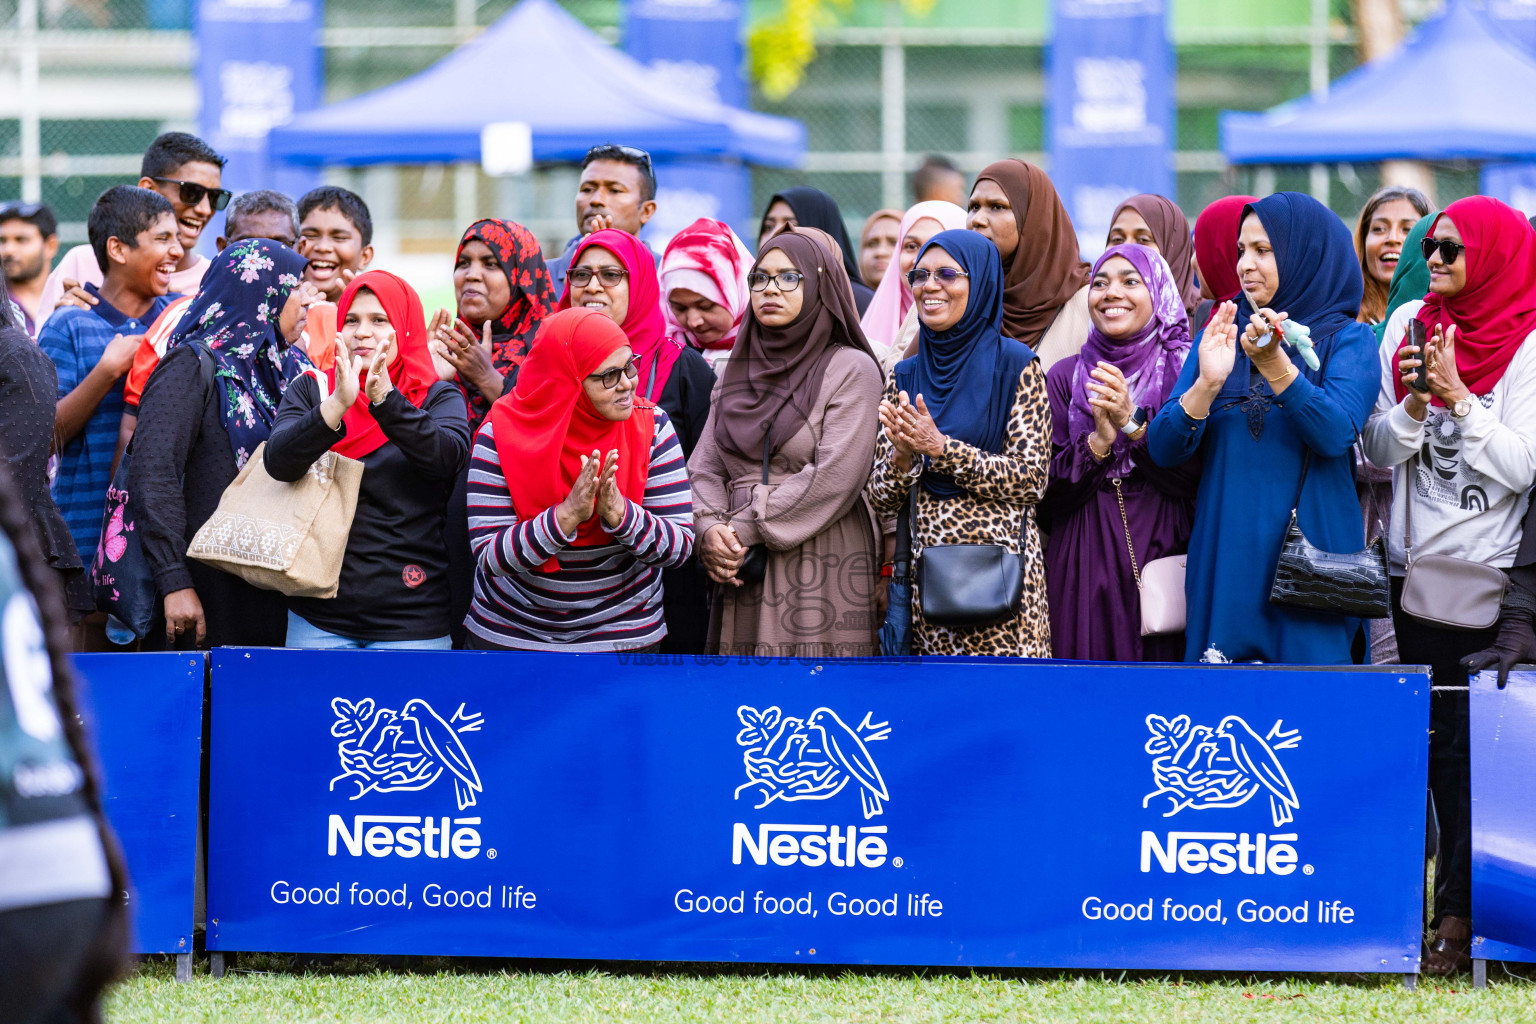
[869,230,1052,656]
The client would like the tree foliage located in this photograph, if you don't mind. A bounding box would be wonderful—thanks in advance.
[749,0,936,101]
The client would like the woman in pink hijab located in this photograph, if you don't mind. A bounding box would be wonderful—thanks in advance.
[859,200,969,371]
[660,217,753,376]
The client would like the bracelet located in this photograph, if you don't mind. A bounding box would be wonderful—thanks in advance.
[1264,364,1298,385]
[880,564,894,578]
[1177,393,1209,421]
[1086,433,1110,461]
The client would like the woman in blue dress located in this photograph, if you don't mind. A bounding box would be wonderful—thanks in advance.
[1147,192,1380,664]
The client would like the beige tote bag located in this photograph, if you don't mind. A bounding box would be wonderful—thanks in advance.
[188,441,363,598]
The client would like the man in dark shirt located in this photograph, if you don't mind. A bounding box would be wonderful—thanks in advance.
[544,144,661,295]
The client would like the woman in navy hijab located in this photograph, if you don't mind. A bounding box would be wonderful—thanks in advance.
[869,229,1052,657]
[1148,192,1380,664]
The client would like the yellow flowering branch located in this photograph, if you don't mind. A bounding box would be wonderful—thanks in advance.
[749,0,936,101]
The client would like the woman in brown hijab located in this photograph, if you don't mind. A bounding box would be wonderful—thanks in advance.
[688,226,884,657]
[1105,193,1201,318]
[967,159,1092,368]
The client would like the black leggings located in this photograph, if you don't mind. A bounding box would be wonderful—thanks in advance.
[1390,576,1493,925]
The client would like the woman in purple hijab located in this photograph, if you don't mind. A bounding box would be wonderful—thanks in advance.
[1040,243,1199,660]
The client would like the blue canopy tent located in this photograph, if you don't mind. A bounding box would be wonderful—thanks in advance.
[267,0,803,168]
[1221,1,1536,164]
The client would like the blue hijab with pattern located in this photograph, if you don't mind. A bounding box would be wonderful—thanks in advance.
[894,229,1037,498]
[166,238,313,468]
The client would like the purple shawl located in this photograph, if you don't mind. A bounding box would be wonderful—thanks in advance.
[1068,243,1192,477]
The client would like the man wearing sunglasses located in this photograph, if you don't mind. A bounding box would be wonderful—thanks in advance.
[35,132,225,325]
[545,144,661,296]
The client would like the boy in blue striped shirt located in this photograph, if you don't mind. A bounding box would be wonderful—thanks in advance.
[39,186,183,567]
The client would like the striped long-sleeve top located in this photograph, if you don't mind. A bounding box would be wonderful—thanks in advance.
[464,407,695,651]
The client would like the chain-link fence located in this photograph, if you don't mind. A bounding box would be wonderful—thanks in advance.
[0,0,1488,262]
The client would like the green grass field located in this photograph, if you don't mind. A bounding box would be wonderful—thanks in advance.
[106,957,1535,1023]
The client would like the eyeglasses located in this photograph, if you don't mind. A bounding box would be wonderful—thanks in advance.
[747,271,804,292]
[568,266,629,289]
[907,267,970,288]
[1421,236,1467,265]
[587,357,638,390]
[151,177,233,212]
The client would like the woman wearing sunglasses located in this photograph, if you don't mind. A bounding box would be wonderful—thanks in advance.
[1362,196,1536,974]
[1039,243,1197,662]
[689,226,884,657]
[463,307,695,652]
[558,228,715,653]
[870,229,1052,657]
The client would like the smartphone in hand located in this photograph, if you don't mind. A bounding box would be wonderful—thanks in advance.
[1407,319,1430,393]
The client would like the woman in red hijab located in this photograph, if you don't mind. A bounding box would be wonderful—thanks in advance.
[463,307,696,652]
[1190,195,1258,330]
[266,270,473,649]
[560,228,715,457]
[1363,195,1536,973]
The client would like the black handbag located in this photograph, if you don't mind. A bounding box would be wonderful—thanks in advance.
[1268,447,1391,619]
[915,484,1026,628]
[732,430,772,586]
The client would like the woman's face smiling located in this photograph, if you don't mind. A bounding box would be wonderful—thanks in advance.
[341,287,396,366]
[1088,255,1154,340]
[583,344,637,421]
[572,245,630,326]
[1363,198,1422,286]
[912,246,969,332]
[1236,213,1280,309]
[1426,216,1468,299]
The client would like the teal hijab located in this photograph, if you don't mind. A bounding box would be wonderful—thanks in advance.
[1374,215,1434,342]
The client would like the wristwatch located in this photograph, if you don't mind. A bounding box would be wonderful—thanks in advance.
[1451,397,1473,419]
[1120,406,1149,438]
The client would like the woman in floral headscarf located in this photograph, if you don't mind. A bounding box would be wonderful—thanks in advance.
[130,238,315,648]
[431,218,557,427]
[433,219,557,645]
[660,217,752,378]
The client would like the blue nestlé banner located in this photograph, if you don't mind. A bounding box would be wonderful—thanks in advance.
[196,0,321,200]
[622,0,752,246]
[1047,0,1175,260]
[72,653,203,955]
[1471,668,1536,963]
[207,651,1426,971]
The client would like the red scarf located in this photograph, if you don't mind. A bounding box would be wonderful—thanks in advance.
[1396,197,1536,406]
[489,307,654,570]
[558,230,678,403]
[329,271,439,459]
[1192,195,1258,315]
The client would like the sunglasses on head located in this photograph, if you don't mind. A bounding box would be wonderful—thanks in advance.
[907,267,970,288]
[587,357,638,390]
[1421,236,1466,265]
[0,200,44,220]
[151,177,233,212]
